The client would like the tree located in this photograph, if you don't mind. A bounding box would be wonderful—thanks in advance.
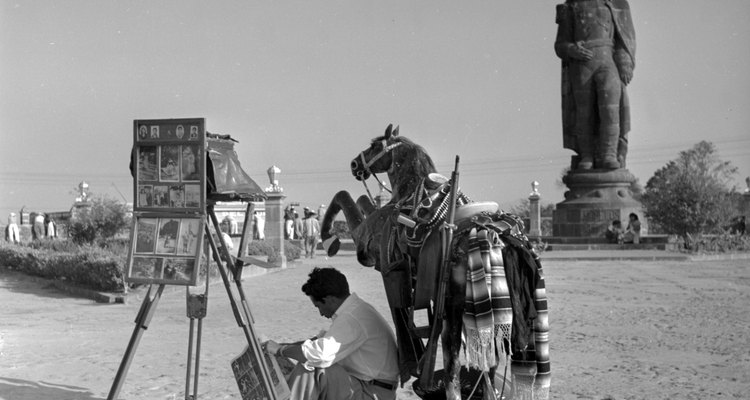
[68,195,131,244]
[641,141,738,237]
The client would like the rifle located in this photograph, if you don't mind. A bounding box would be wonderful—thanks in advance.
[418,155,460,389]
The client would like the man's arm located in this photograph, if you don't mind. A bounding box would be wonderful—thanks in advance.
[264,339,315,364]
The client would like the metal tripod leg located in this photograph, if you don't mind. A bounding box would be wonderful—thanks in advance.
[184,293,208,399]
[184,259,210,400]
[108,284,166,400]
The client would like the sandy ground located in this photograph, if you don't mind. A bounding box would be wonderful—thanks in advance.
[0,254,748,400]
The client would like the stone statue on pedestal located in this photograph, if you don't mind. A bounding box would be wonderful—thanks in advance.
[552,0,645,237]
[555,0,636,170]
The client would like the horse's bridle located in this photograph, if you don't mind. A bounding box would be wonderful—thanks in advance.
[352,139,401,205]
[353,139,402,180]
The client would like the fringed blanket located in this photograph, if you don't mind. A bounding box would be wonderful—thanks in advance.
[462,227,513,371]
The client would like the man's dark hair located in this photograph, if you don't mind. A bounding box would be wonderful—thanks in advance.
[301,267,350,302]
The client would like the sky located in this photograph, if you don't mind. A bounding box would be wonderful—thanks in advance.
[2,1,749,221]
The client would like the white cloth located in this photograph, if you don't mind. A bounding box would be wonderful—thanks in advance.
[300,293,399,384]
[221,232,234,251]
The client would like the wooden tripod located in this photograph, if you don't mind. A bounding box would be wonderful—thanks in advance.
[107,202,287,400]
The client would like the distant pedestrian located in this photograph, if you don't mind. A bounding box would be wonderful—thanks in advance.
[45,215,57,239]
[253,211,266,240]
[284,206,295,239]
[294,212,303,241]
[302,209,321,258]
[32,214,45,241]
[5,213,20,244]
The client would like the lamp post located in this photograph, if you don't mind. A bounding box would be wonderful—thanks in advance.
[263,165,286,268]
[529,181,542,237]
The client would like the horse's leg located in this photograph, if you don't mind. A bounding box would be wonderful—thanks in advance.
[320,191,364,256]
[441,261,466,400]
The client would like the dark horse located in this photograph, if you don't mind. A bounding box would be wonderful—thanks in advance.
[321,125,550,400]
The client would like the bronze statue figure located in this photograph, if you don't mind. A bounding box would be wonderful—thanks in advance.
[555,0,636,170]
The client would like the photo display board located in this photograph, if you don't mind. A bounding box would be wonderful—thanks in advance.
[126,215,205,285]
[133,118,206,212]
[127,118,207,286]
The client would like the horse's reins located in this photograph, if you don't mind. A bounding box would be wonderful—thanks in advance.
[357,139,400,206]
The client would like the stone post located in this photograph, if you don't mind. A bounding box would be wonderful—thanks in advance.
[264,166,286,268]
[742,177,750,218]
[529,181,542,237]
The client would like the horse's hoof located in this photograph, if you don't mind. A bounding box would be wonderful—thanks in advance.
[323,236,340,256]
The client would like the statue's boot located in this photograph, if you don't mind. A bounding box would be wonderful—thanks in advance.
[600,124,621,170]
[578,141,594,170]
[576,135,594,169]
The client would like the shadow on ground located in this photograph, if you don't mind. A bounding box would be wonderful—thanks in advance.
[0,377,103,400]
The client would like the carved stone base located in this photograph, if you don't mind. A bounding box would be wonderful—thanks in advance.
[553,169,646,237]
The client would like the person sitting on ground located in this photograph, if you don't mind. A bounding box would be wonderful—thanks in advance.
[605,220,624,244]
[623,213,641,244]
[264,267,399,400]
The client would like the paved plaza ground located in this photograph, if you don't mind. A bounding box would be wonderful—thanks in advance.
[1,252,748,400]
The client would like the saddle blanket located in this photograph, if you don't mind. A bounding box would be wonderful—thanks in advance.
[462,227,513,371]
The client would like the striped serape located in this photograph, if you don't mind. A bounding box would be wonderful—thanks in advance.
[462,227,513,371]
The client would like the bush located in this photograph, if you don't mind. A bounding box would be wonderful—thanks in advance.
[681,232,750,253]
[246,240,302,262]
[0,241,125,292]
[68,196,131,245]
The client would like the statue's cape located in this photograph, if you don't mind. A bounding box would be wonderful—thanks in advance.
[609,0,636,63]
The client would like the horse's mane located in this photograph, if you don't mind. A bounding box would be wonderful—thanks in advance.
[374,135,438,201]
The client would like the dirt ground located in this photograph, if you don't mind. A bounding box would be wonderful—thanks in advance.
[0,254,748,400]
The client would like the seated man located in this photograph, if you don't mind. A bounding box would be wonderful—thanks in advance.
[605,220,624,244]
[264,267,399,400]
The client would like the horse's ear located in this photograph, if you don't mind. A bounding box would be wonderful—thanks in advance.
[393,125,399,137]
[384,124,393,138]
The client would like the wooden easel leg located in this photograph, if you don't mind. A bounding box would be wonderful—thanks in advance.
[205,205,280,400]
[108,284,165,400]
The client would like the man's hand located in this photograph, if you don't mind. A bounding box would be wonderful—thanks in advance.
[619,66,633,85]
[569,42,593,61]
[263,340,282,356]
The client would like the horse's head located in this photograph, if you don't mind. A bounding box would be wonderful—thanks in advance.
[351,124,402,181]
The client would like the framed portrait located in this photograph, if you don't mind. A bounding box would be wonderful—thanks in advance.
[135,218,158,253]
[130,257,162,280]
[169,185,185,208]
[184,184,201,208]
[138,146,158,181]
[160,145,180,182]
[153,185,169,207]
[156,218,180,254]
[181,144,200,181]
[137,185,153,208]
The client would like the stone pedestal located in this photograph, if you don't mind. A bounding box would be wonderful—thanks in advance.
[263,191,287,268]
[553,169,646,237]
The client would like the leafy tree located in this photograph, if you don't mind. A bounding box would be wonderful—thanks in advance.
[68,195,132,244]
[641,141,738,237]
